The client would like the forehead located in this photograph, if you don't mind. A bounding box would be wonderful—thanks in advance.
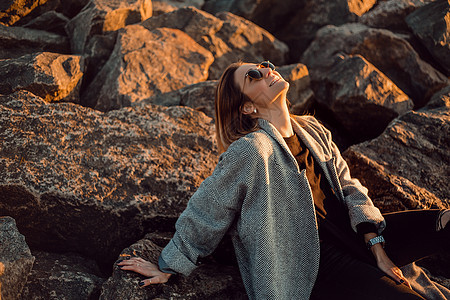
[234,63,258,90]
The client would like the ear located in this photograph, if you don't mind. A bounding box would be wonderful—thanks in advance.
[241,102,254,115]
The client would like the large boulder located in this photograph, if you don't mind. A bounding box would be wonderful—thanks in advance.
[0,216,35,300]
[65,0,153,54]
[22,11,69,35]
[301,23,449,107]
[0,91,218,269]
[100,233,246,300]
[0,25,70,59]
[20,251,105,300]
[406,0,450,75]
[342,86,450,212]
[0,52,84,103]
[81,25,214,111]
[0,0,51,25]
[141,6,288,79]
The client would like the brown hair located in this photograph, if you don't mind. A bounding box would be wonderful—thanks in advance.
[215,62,259,153]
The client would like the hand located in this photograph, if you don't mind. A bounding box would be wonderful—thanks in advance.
[371,244,412,289]
[117,257,172,287]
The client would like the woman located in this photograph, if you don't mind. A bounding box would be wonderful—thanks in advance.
[118,61,450,299]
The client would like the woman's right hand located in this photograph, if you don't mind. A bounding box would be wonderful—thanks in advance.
[117,257,172,287]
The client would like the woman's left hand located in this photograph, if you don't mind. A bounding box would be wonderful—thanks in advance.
[373,246,412,289]
[117,257,172,287]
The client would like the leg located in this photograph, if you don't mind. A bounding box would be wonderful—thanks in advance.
[311,240,425,300]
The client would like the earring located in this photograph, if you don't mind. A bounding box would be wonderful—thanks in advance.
[253,108,257,114]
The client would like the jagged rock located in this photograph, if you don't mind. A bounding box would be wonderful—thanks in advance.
[277,63,314,115]
[311,54,413,141]
[0,0,51,25]
[141,7,288,80]
[20,251,105,300]
[0,90,218,269]
[342,86,450,212]
[100,233,246,300]
[0,52,84,103]
[0,25,70,59]
[65,0,152,54]
[82,25,214,111]
[0,216,35,300]
[152,1,177,15]
[22,11,69,35]
[360,0,434,32]
[155,0,204,9]
[145,80,218,118]
[301,23,449,107]
[406,0,450,75]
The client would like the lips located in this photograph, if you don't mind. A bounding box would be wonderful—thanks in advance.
[269,76,281,87]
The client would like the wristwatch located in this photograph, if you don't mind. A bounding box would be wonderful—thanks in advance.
[366,235,385,250]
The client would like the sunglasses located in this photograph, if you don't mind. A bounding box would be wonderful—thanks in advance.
[245,61,276,81]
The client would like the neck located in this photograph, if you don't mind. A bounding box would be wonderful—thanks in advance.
[258,98,293,137]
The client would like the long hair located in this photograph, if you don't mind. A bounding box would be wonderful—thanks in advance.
[215,62,259,153]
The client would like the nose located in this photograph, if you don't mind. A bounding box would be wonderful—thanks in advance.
[259,66,272,78]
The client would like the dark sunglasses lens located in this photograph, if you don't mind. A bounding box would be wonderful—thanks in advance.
[247,70,263,80]
[260,61,275,70]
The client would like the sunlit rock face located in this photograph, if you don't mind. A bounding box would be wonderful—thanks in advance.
[301,23,449,108]
[0,216,35,300]
[343,86,450,212]
[0,0,52,25]
[0,52,84,103]
[0,90,218,268]
[406,0,450,75]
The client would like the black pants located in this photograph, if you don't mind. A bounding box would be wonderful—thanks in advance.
[311,209,449,300]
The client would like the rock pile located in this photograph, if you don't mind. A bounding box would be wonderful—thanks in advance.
[0,0,449,299]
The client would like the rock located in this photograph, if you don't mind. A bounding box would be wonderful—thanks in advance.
[20,251,105,300]
[65,0,152,54]
[0,24,70,59]
[141,7,288,80]
[0,0,51,25]
[406,0,450,75]
[145,80,218,118]
[100,233,246,300]
[0,90,218,269]
[0,52,84,103]
[22,11,69,35]
[82,25,214,111]
[342,86,450,212]
[276,63,314,115]
[202,0,260,19]
[301,23,449,108]
[152,1,177,15]
[0,216,35,300]
[311,54,413,141]
[155,0,204,9]
[360,0,434,32]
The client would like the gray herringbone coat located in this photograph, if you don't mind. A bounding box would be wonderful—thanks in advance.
[160,115,386,299]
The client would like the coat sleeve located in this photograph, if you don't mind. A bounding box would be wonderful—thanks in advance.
[159,139,254,275]
[311,117,386,233]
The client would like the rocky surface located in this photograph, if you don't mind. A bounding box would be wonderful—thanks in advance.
[0,216,35,300]
[20,251,105,300]
[343,86,450,212]
[0,52,84,103]
[406,0,450,75]
[0,91,218,269]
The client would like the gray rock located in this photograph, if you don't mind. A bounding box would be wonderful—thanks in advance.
[301,23,449,107]
[20,251,105,300]
[65,0,153,54]
[22,10,69,35]
[0,24,70,59]
[0,52,84,103]
[342,86,450,212]
[0,216,35,300]
[100,233,246,300]
[0,90,218,269]
[141,6,288,80]
[406,0,450,75]
[81,25,214,111]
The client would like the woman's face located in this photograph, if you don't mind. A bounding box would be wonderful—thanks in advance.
[234,63,289,108]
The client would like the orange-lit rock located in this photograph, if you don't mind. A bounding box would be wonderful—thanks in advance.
[65,0,153,54]
[0,52,84,103]
[0,90,218,268]
[311,54,413,142]
[0,0,51,25]
[343,86,450,212]
[81,26,214,111]
[141,6,288,79]
[0,217,35,300]
[301,23,449,108]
